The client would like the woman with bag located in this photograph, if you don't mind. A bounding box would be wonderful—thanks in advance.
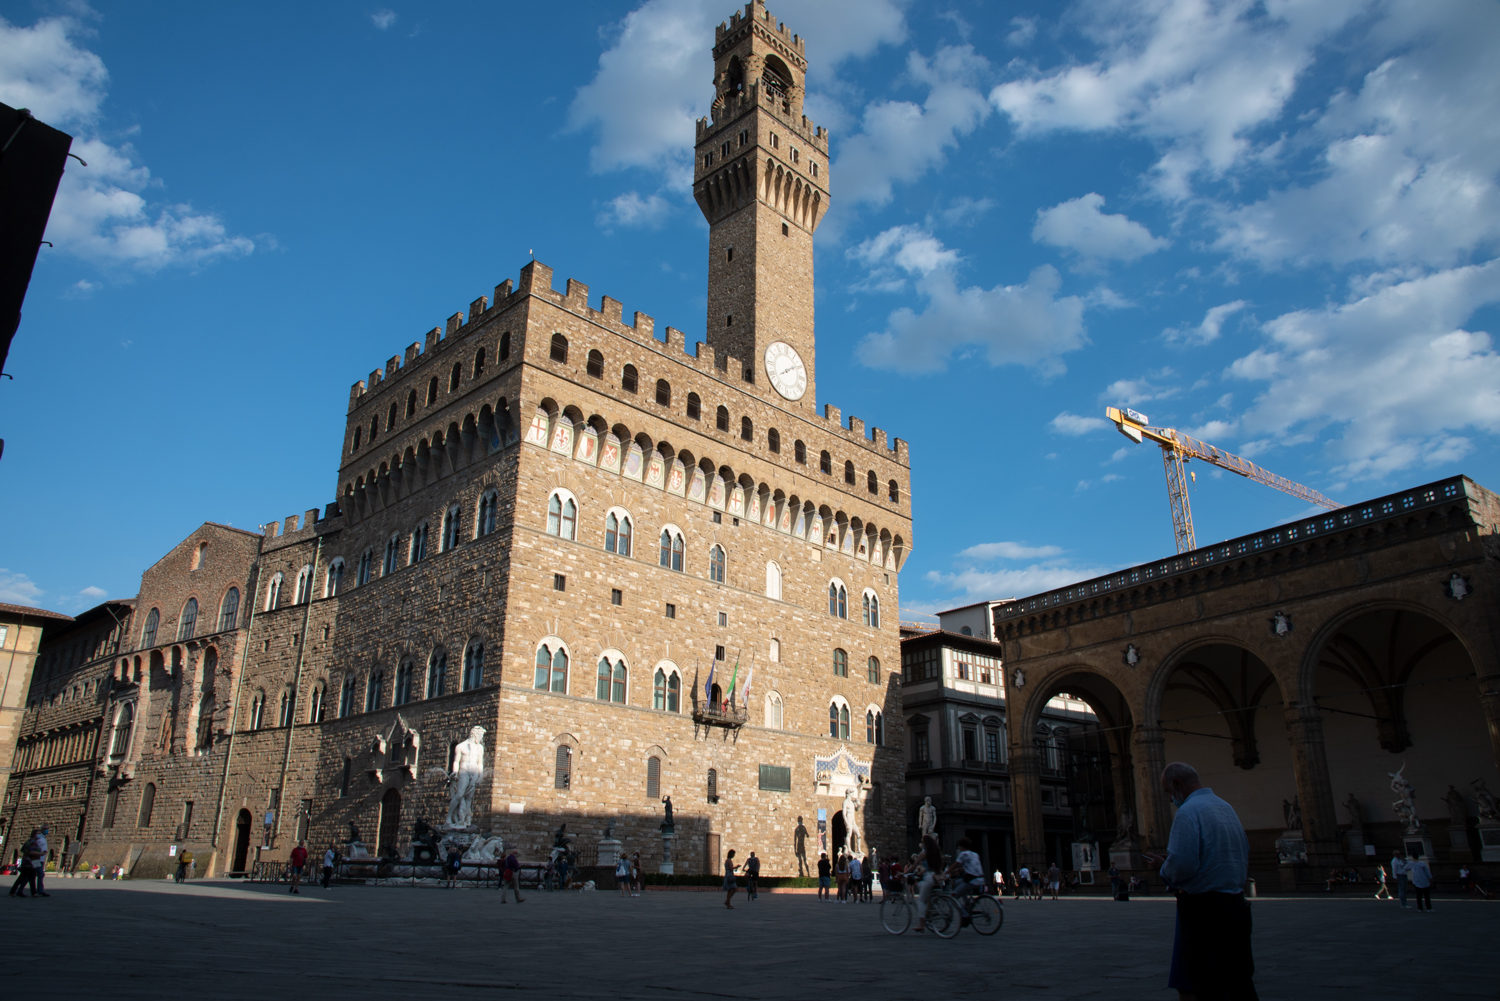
[722,849,739,909]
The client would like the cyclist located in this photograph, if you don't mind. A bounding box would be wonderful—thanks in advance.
[947,838,987,904]
[912,835,944,933]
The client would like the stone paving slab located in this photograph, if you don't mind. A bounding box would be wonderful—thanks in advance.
[2,880,1496,999]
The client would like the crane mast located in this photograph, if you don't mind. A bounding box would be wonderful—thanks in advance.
[1106,406,1340,554]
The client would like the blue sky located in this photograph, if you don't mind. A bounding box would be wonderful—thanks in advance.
[2,0,1497,618]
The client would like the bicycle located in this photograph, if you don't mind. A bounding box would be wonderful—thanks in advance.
[881,877,1003,937]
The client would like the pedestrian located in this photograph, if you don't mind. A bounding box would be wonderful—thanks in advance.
[1409,853,1433,912]
[1391,849,1410,908]
[817,852,832,900]
[288,840,308,894]
[616,852,632,897]
[89,863,101,880]
[445,845,464,888]
[1018,865,1032,899]
[723,849,739,909]
[322,843,337,889]
[1047,861,1062,900]
[1109,863,1121,900]
[1373,864,1391,900]
[631,851,643,897]
[176,849,195,884]
[848,853,862,902]
[1143,761,1256,1001]
[745,851,760,901]
[993,867,1005,896]
[835,852,850,902]
[499,849,525,903]
[8,829,44,897]
[912,835,943,934]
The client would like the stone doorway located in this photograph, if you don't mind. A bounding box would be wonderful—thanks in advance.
[377,789,402,856]
[232,809,252,874]
[831,811,847,856]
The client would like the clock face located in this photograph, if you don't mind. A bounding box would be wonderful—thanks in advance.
[764,341,807,401]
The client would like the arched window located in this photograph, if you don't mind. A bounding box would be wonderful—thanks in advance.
[474,346,486,377]
[266,573,284,610]
[249,690,265,730]
[716,405,729,432]
[137,782,156,828]
[442,504,461,551]
[279,688,296,726]
[141,608,160,648]
[555,745,572,789]
[767,428,780,453]
[832,648,848,677]
[840,704,851,740]
[547,491,577,540]
[866,710,876,744]
[653,667,681,712]
[586,349,604,378]
[845,460,856,485]
[365,670,383,712]
[352,426,362,452]
[178,599,198,641]
[477,491,498,538]
[427,649,447,698]
[709,545,726,583]
[765,691,783,729]
[820,450,831,474]
[449,361,462,392]
[596,655,627,703]
[308,682,325,723]
[888,479,900,503]
[646,755,661,799]
[535,643,568,693]
[605,510,633,556]
[741,416,753,441]
[829,582,848,619]
[357,550,373,586]
[394,662,415,705]
[370,415,377,441]
[295,564,313,603]
[406,388,417,417]
[427,376,439,405]
[659,528,684,571]
[463,640,485,690]
[622,364,638,393]
[499,330,511,360]
[862,592,879,627]
[387,401,398,431]
[707,768,718,803]
[655,379,671,406]
[340,676,356,717]
[409,522,428,564]
[218,588,240,631]
[325,561,344,598]
[867,655,880,684]
[795,440,806,464]
[828,702,838,738]
[765,561,782,600]
[550,333,568,363]
[383,534,400,575]
[687,393,701,420]
[110,703,134,756]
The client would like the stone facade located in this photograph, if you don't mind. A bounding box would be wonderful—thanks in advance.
[3,2,914,879]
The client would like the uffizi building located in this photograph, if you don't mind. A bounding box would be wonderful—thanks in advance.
[3,2,913,879]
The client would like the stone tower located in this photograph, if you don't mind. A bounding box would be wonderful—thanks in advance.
[695,1,828,412]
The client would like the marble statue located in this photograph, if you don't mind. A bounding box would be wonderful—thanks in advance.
[1113,808,1135,846]
[794,816,809,875]
[918,796,938,839]
[1343,793,1364,830]
[842,786,864,855]
[1472,779,1500,823]
[464,835,506,861]
[1282,796,1302,830]
[445,726,486,828]
[1390,764,1424,835]
[1443,785,1469,827]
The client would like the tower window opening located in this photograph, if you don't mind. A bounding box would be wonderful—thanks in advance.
[586,350,604,378]
[622,365,638,394]
[716,406,729,432]
[687,393,701,420]
[726,314,733,327]
[741,416,753,441]
[738,130,748,145]
[791,148,799,163]
[820,450,831,475]
[549,333,568,363]
[782,222,788,236]
[726,247,733,263]
[812,163,819,178]
[794,440,806,464]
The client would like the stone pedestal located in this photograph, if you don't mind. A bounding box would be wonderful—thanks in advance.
[1345,828,1366,857]
[1107,840,1145,871]
[346,842,371,859]
[1477,823,1500,862]
[1275,830,1307,865]
[597,837,623,868]
[1447,825,1474,863]
[659,828,675,875]
[1402,835,1434,862]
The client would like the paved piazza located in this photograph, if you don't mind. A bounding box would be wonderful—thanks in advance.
[2,881,1496,999]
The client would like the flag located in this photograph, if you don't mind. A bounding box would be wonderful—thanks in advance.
[725,653,740,705]
[741,663,754,708]
[690,662,700,709]
[704,661,715,706]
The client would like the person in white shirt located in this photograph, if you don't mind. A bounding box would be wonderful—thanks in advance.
[948,838,986,900]
[1408,853,1434,911]
[321,844,337,889]
[1391,850,1410,908]
[615,854,632,897]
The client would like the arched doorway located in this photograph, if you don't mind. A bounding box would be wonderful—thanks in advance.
[378,789,402,857]
[831,811,847,856]
[232,809,252,874]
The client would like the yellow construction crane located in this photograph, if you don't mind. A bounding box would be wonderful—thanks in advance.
[1106,406,1340,554]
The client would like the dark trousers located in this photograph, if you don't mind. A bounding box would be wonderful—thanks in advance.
[1414,885,1433,910]
[1177,892,1258,1001]
[10,867,39,896]
[746,875,758,898]
[321,865,334,888]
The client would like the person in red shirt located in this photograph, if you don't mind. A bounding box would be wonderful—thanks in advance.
[288,841,309,895]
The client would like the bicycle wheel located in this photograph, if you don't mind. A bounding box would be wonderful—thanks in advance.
[969,894,1003,935]
[928,895,962,939]
[881,895,912,935]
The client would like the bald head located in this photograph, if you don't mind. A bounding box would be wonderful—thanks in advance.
[1161,762,1203,803]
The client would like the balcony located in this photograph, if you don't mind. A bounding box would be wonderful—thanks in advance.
[692,701,747,741]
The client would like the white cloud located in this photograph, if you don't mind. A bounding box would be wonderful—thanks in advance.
[567,0,908,187]
[934,194,995,226]
[990,0,1368,199]
[0,569,44,607]
[959,541,1063,560]
[1165,299,1248,345]
[370,9,396,30]
[1049,411,1109,435]
[848,224,958,284]
[0,13,254,271]
[1100,369,1178,406]
[926,561,1115,600]
[1185,419,1236,440]
[596,190,672,230]
[1032,192,1169,263]
[1006,16,1037,48]
[1228,260,1500,480]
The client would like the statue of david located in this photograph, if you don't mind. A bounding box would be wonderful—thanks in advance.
[446,726,486,829]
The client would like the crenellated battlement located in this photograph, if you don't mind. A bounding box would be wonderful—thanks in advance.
[717,2,805,56]
[260,502,343,548]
